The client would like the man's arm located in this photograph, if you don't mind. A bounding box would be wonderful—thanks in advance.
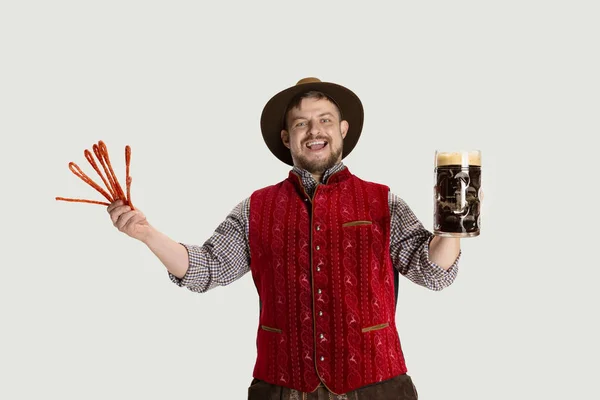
[428,236,461,270]
[142,228,190,278]
[108,197,251,293]
[166,198,251,293]
[388,191,460,291]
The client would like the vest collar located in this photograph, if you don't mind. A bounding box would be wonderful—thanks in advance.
[288,165,352,197]
[291,162,346,185]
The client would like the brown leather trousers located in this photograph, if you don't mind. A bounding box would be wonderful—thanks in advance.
[247,374,418,400]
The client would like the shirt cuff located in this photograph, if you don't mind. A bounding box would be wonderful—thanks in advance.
[168,243,206,287]
[421,238,461,278]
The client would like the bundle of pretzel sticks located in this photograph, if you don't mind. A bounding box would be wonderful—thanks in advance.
[56,140,134,209]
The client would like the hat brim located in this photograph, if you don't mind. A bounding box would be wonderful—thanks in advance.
[260,81,364,166]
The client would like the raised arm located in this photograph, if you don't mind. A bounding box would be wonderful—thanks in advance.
[388,192,460,291]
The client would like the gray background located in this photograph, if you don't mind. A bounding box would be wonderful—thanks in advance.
[1,1,598,398]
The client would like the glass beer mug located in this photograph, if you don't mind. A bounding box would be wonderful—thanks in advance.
[434,150,482,237]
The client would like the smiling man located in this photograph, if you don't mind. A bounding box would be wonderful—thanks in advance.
[281,92,348,179]
[107,78,462,400]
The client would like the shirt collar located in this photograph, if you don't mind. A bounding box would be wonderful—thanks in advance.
[292,162,346,195]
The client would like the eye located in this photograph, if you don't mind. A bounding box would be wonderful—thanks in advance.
[295,121,306,127]
[321,118,331,123]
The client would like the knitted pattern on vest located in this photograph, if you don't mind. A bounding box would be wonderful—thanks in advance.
[249,168,407,395]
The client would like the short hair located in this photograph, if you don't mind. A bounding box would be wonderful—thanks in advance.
[283,91,343,130]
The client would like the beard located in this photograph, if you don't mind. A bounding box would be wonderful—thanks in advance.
[293,142,343,175]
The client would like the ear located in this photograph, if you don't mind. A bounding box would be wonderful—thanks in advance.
[340,120,349,139]
[281,129,291,149]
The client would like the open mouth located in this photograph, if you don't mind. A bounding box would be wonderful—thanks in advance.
[306,140,328,151]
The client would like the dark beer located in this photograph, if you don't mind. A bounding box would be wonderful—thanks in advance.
[434,151,481,237]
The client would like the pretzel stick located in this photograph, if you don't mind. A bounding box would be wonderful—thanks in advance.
[125,146,131,187]
[125,145,135,210]
[56,141,135,208]
[68,162,114,202]
[84,149,114,202]
[55,197,110,206]
[93,143,118,200]
[98,141,126,200]
[126,176,134,210]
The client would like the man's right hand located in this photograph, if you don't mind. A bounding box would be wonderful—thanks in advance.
[107,199,151,242]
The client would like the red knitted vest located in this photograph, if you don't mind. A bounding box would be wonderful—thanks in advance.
[249,168,407,394]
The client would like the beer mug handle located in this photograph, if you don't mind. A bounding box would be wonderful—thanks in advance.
[454,171,470,215]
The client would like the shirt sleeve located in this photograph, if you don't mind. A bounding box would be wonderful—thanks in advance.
[388,191,460,291]
[168,197,251,293]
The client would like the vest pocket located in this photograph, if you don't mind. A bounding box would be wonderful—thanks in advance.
[261,325,282,333]
[361,322,389,333]
[342,220,373,227]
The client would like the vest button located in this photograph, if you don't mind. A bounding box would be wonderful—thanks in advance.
[320,356,325,361]
[316,267,321,272]
[319,311,323,316]
[316,245,320,251]
[318,289,322,294]
[316,225,320,231]
[320,333,324,339]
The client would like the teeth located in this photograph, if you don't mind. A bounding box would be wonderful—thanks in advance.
[307,141,326,148]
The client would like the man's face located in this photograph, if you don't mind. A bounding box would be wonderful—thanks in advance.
[281,97,349,175]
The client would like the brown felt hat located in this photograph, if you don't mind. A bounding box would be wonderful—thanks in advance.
[260,77,364,166]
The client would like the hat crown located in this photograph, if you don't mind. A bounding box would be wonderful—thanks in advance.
[296,77,321,85]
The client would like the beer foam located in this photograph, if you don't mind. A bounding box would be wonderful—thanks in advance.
[436,151,481,166]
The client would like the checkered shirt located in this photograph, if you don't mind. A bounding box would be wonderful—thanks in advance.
[169,163,460,292]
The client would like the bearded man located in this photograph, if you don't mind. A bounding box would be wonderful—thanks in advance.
[107,78,462,399]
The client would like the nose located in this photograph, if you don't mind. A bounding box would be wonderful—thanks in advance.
[307,120,321,136]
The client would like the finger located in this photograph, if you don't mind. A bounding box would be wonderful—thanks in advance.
[109,208,123,225]
[107,199,124,213]
[115,210,138,230]
[109,205,131,225]
[122,212,146,232]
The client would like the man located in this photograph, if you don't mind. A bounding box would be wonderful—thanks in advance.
[107,78,461,399]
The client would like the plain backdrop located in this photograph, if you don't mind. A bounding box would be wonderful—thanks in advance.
[1,1,598,399]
